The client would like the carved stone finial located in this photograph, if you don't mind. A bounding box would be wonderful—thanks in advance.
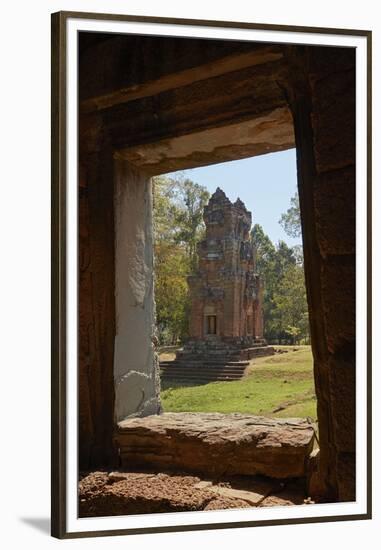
[210,187,230,204]
[214,186,226,197]
[234,197,246,210]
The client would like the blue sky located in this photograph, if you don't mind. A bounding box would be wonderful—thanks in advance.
[170,148,301,247]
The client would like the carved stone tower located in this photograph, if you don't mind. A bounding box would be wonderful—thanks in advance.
[187,187,264,344]
[161,188,274,382]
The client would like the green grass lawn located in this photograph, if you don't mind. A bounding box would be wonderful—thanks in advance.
[161,346,317,420]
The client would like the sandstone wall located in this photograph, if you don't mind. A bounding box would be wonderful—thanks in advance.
[78,138,116,469]
[286,46,356,501]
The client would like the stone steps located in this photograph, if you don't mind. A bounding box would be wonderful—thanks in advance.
[160,371,246,382]
[176,357,242,363]
[177,346,274,361]
[160,360,249,367]
[177,355,239,360]
[160,369,248,375]
[161,374,243,382]
[178,346,264,357]
[160,371,246,378]
[160,364,248,371]
[160,344,274,383]
[161,362,248,368]
[160,360,249,382]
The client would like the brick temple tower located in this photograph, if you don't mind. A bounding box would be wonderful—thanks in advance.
[160,188,274,384]
[188,187,264,343]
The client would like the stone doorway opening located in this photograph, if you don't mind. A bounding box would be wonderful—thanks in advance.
[148,154,318,516]
[205,315,217,336]
[79,32,355,510]
[154,153,312,404]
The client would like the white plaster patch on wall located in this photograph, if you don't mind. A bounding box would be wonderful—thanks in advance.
[117,163,151,307]
[115,371,156,419]
[114,159,161,422]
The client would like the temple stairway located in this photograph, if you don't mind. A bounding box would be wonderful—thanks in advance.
[160,339,275,384]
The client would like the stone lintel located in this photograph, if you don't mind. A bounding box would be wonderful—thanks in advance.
[114,108,294,175]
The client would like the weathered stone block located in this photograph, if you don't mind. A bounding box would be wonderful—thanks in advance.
[308,47,355,84]
[311,70,355,173]
[116,413,315,479]
[314,166,355,256]
[321,255,355,353]
[306,449,327,502]
[78,470,287,517]
[328,353,356,452]
[336,452,356,502]
[78,150,116,468]
[78,471,247,516]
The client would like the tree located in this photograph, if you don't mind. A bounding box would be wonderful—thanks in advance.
[291,244,304,266]
[152,175,209,344]
[279,191,302,238]
[251,224,308,344]
[154,241,190,344]
[274,240,297,277]
[173,179,210,270]
[251,224,277,273]
[251,224,277,340]
[272,264,309,344]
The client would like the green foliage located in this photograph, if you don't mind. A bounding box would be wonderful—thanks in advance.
[153,175,210,344]
[251,224,277,277]
[251,221,309,344]
[272,264,309,344]
[161,346,316,420]
[154,241,190,344]
[172,179,210,270]
[279,191,302,238]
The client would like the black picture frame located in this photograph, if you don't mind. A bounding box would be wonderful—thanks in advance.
[51,10,372,539]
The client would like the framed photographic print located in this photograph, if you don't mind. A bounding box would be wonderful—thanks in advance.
[51,10,372,539]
